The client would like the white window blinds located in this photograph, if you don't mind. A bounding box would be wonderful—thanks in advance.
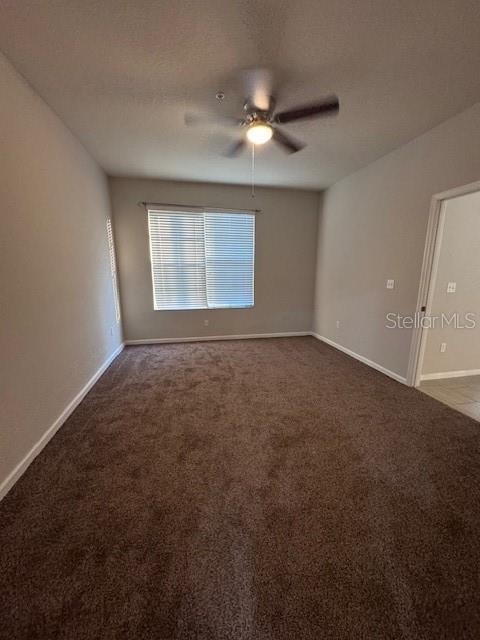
[106,218,121,323]
[148,209,255,310]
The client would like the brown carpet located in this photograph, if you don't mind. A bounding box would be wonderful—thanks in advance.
[1,337,480,639]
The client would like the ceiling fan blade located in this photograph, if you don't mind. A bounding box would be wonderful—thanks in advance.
[272,127,305,154]
[273,96,339,124]
[184,112,244,127]
[224,139,246,158]
[241,68,275,112]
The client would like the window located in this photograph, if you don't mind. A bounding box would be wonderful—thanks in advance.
[106,218,121,324]
[147,209,255,310]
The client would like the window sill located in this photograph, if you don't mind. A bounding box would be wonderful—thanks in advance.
[153,305,255,312]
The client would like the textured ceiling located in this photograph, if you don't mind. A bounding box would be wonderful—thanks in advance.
[1,0,480,189]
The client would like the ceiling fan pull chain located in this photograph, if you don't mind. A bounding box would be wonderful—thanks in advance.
[251,143,255,198]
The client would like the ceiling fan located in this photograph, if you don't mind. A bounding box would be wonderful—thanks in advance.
[185,68,339,157]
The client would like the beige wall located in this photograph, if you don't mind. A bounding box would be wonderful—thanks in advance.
[110,178,319,341]
[313,103,480,380]
[422,191,480,376]
[0,53,122,492]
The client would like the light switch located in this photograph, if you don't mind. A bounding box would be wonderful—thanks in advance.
[447,282,456,293]
[386,279,395,289]
[440,342,447,353]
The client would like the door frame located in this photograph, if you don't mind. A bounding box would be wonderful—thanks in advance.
[406,179,480,387]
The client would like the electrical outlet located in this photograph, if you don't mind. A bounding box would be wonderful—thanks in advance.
[447,282,456,293]
[440,342,447,353]
[204,319,209,326]
[386,279,395,289]
[336,320,340,328]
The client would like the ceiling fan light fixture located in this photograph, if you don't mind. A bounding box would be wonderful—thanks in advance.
[246,123,273,145]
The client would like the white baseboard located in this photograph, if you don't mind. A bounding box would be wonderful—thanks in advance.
[125,332,310,345]
[0,343,124,502]
[420,368,480,381]
[311,333,407,385]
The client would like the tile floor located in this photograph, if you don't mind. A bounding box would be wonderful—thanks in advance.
[419,375,480,421]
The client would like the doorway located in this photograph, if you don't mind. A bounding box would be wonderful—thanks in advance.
[408,180,480,419]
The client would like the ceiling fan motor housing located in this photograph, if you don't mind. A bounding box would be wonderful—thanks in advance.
[243,98,275,123]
